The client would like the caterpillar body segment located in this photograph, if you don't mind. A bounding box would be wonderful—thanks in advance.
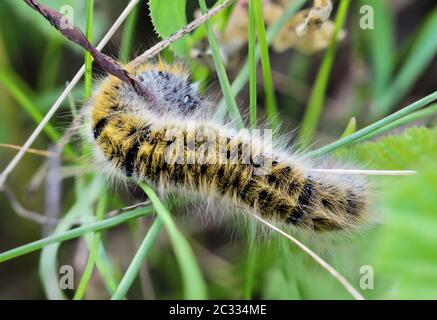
[84,62,368,232]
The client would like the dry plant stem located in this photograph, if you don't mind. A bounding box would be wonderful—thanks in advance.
[0,143,58,158]
[251,214,365,300]
[130,0,236,67]
[0,0,141,189]
[1,185,58,225]
[43,145,62,236]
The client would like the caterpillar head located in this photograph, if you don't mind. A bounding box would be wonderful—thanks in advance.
[128,62,203,117]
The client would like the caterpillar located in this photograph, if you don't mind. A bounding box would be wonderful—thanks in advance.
[82,60,368,233]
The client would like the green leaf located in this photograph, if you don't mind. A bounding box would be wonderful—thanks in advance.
[149,0,190,57]
[349,127,437,299]
[350,126,437,170]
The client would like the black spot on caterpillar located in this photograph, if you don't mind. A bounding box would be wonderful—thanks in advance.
[83,61,368,232]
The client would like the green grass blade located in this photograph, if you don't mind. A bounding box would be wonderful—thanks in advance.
[111,218,163,300]
[37,37,63,92]
[372,9,437,117]
[39,177,104,300]
[93,243,119,295]
[254,0,279,128]
[214,0,308,122]
[309,90,437,156]
[299,0,351,146]
[84,0,94,99]
[0,71,60,142]
[199,0,243,127]
[119,4,139,63]
[340,117,357,138]
[360,0,395,99]
[0,70,76,158]
[140,183,207,299]
[0,206,154,264]
[248,0,257,128]
[358,103,437,143]
[73,190,107,300]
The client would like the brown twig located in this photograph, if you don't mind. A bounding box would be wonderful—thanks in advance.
[22,0,154,102]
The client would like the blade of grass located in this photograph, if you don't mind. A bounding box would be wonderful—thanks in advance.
[360,0,395,99]
[37,37,63,92]
[0,72,57,142]
[73,189,107,300]
[93,243,119,295]
[372,9,437,117]
[119,4,139,63]
[335,116,357,157]
[0,71,75,158]
[309,90,437,156]
[140,182,207,299]
[214,0,308,121]
[248,0,257,128]
[357,103,437,143]
[111,218,163,300]
[254,0,279,128]
[84,0,94,99]
[0,206,154,264]
[39,176,104,299]
[299,0,351,146]
[198,0,243,127]
[340,117,357,138]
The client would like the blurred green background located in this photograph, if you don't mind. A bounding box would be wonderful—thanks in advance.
[0,0,436,299]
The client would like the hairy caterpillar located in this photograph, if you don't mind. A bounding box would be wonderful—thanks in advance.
[82,60,368,232]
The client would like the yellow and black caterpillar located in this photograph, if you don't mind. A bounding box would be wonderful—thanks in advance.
[83,61,368,232]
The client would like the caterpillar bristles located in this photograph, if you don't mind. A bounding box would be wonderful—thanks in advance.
[82,60,369,233]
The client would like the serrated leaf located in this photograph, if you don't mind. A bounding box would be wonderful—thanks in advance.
[149,0,190,57]
[350,126,437,169]
[350,126,437,299]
